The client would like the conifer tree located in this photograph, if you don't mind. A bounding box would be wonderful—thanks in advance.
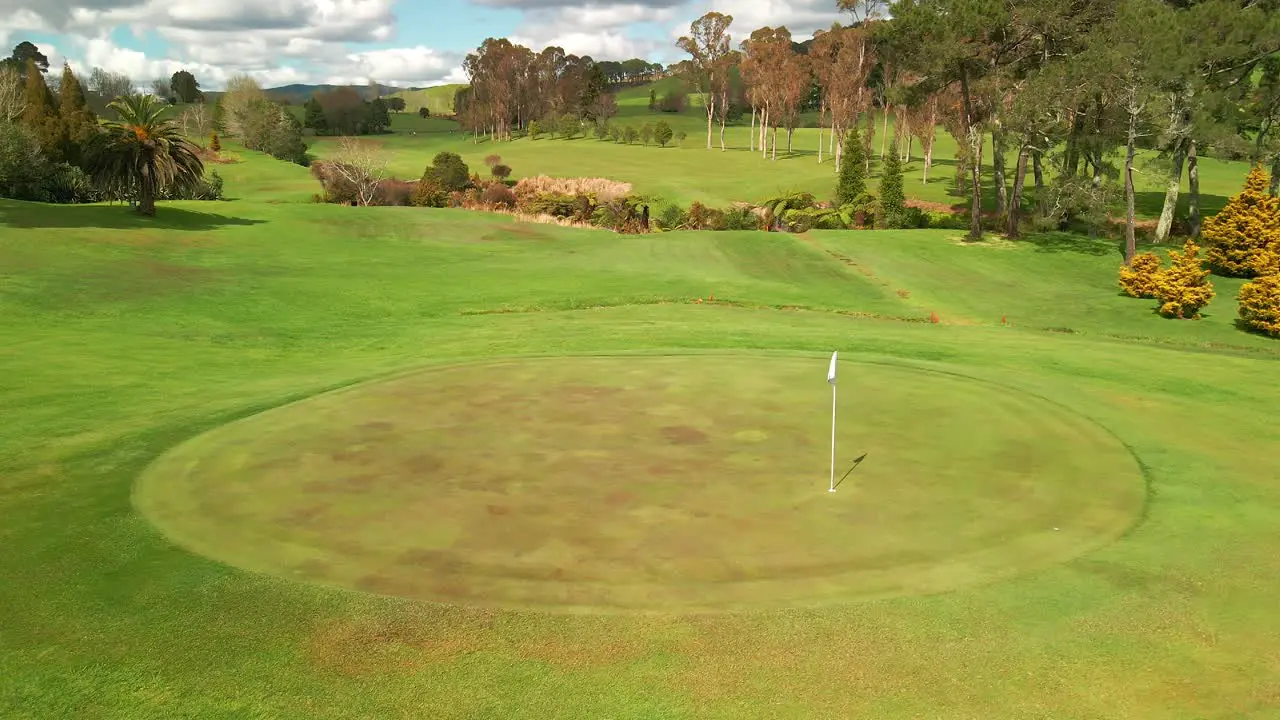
[58,64,97,166]
[1203,167,1280,277]
[20,58,62,162]
[1238,253,1280,336]
[836,126,866,206]
[878,138,906,228]
[1155,239,1215,318]
[1118,252,1163,298]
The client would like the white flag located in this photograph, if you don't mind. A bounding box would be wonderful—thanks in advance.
[827,351,838,385]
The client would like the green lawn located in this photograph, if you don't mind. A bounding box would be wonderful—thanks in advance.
[3,146,1280,718]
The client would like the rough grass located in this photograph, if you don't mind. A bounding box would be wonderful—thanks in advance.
[3,148,1280,718]
[513,174,634,201]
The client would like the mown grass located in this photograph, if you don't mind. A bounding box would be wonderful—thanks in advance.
[2,144,1280,719]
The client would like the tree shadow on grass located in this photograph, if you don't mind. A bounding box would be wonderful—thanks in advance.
[1019,231,1120,257]
[0,203,267,231]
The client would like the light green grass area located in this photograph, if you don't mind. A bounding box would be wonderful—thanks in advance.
[385,84,464,116]
[3,138,1280,719]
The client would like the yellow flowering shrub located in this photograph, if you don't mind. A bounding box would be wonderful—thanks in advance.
[1238,250,1280,337]
[1155,239,1215,319]
[1118,252,1163,298]
[1202,167,1280,277]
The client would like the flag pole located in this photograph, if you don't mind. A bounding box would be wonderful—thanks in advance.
[828,350,838,493]
[829,380,837,492]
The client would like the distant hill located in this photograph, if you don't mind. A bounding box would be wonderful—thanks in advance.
[203,82,418,106]
[386,85,466,116]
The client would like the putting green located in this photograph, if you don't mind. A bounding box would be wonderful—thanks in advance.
[135,354,1146,612]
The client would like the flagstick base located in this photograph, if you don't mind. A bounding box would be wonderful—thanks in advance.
[828,488,835,493]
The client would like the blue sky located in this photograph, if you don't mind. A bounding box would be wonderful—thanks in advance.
[0,1,847,89]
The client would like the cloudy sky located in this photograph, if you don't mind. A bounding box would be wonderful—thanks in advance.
[0,0,852,89]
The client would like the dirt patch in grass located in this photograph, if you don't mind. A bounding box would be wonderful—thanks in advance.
[660,425,708,445]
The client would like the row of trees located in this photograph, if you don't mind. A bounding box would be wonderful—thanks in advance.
[455,40,618,141]
[668,2,1280,252]
[302,90,391,136]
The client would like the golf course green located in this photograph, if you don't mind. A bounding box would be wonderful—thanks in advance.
[136,354,1145,612]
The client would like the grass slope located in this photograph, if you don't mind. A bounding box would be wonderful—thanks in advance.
[386,84,464,116]
[2,149,1280,718]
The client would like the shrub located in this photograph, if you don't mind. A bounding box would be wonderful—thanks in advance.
[410,176,448,207]
[655,203,687,230]
[418,107,429,118]
[1238,269,1280,337]
[608,125,621,143]
[923,210,966,229]
[659,89,686,113]
[374,179,414,207]
[480,183,516,209]
[836,126,866,205]
[491,164,512,182]
[654,121,674,147]
[528,120,542,140]
[640,123,655,145]
[624,126,639,145]
[1202,166,1280,277]
[686,201,725,230]
[1155,239,1215,319]
[309,161,358,204]
[513,176,631,202]
[517,191,581,217]
[722,205,761,231]
[157,171,225,201]
[878,139,906,228]
[430,152,470,192]
[0,122,51,201]
[592,196,649,233]
[1118,252,1164,298]
[676,130,687,144]
[484,154,502,169]
[594,122,609,141]
[209,131,221,152]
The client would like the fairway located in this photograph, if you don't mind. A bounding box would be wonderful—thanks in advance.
[136,354,1145,612]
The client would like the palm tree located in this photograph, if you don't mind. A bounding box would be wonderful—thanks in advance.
[89,94,204,216]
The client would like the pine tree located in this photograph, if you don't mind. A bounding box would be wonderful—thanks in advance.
[20,58,62,162]
[836,126,866,206]
[1155,239,1216,318]
[648,88,657,111]
[209,131,221,153]
[303,97,327,134]
[1203,167,1280,277]
[1118,252,1163,298]
[58,64,97,167]
[878,138,906,228]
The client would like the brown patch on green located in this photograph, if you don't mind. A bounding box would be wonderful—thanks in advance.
[402,454,442,474]
[486,504,510,516]
[361,421,395,432]
[292,558,332,579]
[660,425,708,445]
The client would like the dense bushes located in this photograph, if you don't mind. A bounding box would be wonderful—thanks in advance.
[1203,167,1280,277]
[238,99,309,166]
[1155,240,1215,319]
[1118,252,1163,298]
[1238,269,1280,337]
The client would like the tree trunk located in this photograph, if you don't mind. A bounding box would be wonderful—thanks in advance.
[1188,138,1201,238]
[1033,151,1046,217]
[138,187,156,216]
[1124,103,1139,265]
[959,66,983,241]
[787,126,794,154]
[922,138,932,184]
[719,111,727,152]
[772,126,778,161]
[705,95,714,150]
[905,136,913,163]
[880,105,890,159]
[818,103,825,163]
[992,126,1008,218]
[750,107,756,152]
[864,109,875,173]
[1154,138,1188,244]
[1007,145,1030,239]
[1064,107,1083,177]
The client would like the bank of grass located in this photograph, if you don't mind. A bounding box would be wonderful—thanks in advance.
[2,145,1279,718]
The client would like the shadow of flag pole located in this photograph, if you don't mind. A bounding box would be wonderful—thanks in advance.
[828,350,838,493]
